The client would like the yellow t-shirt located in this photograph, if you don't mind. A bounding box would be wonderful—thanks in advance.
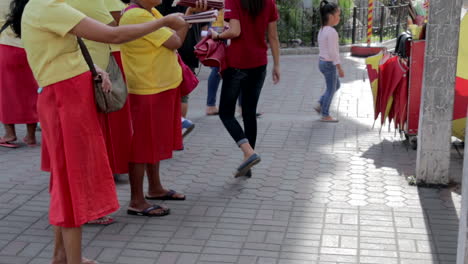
[104,0,127,52]
[120,8,182,95]
[212,9,224,28]
[0,0,22,47]
[21,0,88,87]
[66,0,114,69]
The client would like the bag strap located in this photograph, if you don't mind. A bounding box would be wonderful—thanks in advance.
[77,37,98,77]
[0,21,12,35]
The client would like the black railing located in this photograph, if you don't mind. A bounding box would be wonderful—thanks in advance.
[277,4,409,47]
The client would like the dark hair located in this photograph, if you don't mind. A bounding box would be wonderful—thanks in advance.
[240,0,265,17]
[4,0,29,38]
[319,0,339,27]
[121,0,130,3]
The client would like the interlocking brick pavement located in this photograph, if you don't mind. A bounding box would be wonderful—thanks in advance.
[0,54,463,264]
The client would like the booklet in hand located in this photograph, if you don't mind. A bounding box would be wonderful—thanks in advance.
[183,10,218,24]
[173,0,224,10]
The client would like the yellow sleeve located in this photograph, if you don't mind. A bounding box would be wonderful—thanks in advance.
[39,1,87,37]
[105,0,126,12]
[66,0,114,24]
[121,9,173,48]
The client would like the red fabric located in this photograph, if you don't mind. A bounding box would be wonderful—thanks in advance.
[177,54,199,96]
[38,72,119,227]
[224,0,278,69]
[194,36,228,72]
[454,77,468,120]
[129,87,182,164]
[0,45,39,124]
[97,52,132,174]
[377,57,408,125]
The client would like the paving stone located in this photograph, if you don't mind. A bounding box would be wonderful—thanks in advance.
[0,55,462,264]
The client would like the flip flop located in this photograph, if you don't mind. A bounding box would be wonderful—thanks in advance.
[127,205,170,217]
[206,111,219,116]
[86,216,115,226]
[234,153,261,178]
[82,258,99,264]
[0,137,18,148]
[320,117,339,123]
[146,190,186,201]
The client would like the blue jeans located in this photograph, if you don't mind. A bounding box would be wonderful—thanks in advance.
[318,60,341,117]
[207,67,221,106]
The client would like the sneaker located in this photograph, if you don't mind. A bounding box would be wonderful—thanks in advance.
[182,118,195,137]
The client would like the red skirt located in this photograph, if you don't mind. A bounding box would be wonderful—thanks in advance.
[38,72,119,228]
[129,87,183,164]
[97,52,132,174]
[0,44,39,124]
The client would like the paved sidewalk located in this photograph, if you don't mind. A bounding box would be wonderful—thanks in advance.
[0,55,463,264]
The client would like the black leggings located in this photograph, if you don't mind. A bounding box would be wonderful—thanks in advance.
[219,65,267,149]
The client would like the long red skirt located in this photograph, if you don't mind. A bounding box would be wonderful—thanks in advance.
[129,87,183,164]
[0,44,39,124]
[97,52,132,174]
[38,72,119,227]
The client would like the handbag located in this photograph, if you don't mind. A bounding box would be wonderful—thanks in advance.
[77,37,127,113]
[194,36,227,73]
[177,54,199,97]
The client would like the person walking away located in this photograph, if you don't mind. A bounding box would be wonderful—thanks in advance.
[315,0,344,122]
[120,0,189,217]
[210,0,280,178]
[10,0,186,262]
[0,0,38,148]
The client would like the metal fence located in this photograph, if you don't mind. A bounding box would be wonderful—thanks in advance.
[277,4,409,47]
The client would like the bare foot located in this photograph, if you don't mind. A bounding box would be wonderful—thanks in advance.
[206,106,219,115]
[23,136,37,146]
[0,136,16,143]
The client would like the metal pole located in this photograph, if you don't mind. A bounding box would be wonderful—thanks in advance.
[379,6,385,42]
[352,7,357,44]
[395,5,402,38]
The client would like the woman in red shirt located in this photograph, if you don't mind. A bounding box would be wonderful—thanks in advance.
[210,0,280,178]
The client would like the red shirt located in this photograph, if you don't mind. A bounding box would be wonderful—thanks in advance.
[224,0,279,69]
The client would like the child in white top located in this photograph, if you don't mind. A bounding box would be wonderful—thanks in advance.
[316,0,344,122]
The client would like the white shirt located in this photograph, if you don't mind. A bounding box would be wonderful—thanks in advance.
[318,26,341,65]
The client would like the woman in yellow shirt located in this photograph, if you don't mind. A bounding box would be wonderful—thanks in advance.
[120,0,190,216]
[7,0,186,263]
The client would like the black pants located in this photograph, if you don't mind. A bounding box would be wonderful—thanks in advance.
[219,65,267,149]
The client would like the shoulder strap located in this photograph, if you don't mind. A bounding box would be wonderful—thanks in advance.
[77,37,98,77]
[0,22,12,35]
[123,4,141,13]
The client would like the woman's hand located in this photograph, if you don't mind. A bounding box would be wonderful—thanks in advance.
[187,0,209,14]
[338,68,345,78]
[96,66,112,93]
[210,29,219,39]
[272,65,280,84]
[164,13,188,29]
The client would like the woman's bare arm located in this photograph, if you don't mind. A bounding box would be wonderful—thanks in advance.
[211,18,240,39]
[267,21,280,84]
[70,14,187,44]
